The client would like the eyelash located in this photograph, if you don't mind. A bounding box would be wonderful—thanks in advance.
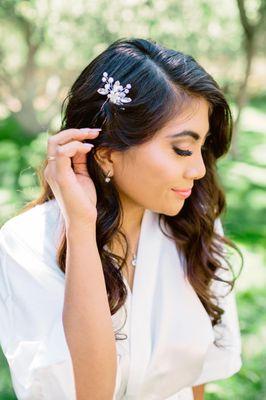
[173,145,207,157]
[173,148,192,157]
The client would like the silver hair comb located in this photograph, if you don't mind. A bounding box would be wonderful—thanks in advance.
[97,72,132,107]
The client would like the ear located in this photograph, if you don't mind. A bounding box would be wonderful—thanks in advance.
[94,146,115,174]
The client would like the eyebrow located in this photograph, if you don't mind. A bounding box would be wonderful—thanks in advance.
[167,130,211,141]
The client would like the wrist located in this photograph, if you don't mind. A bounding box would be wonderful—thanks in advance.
[66,221,97,239]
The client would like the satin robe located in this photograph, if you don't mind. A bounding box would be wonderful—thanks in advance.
[0,199,242,400]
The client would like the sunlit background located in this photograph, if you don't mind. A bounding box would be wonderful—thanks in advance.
[0,0,265,399]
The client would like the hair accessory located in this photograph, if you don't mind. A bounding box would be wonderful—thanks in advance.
[97,72,132,107]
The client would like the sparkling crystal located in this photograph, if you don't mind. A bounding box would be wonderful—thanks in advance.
[97,88,109,95]
[132,256,137,267]
[98,72,132,106]
[121,97,132,103]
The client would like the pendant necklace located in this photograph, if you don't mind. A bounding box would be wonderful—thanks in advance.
[130,241,139,267]
[131,252,137,267]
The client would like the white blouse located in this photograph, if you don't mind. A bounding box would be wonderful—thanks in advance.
[0,199,242,400]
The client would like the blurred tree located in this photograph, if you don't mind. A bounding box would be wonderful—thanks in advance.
[0,0,117,134]
[0,0,264,144]
[231,0,266,158]
[0,0,49,132]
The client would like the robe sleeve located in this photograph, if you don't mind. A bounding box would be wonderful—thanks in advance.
[0,217,122,400]
[192,217,242,386]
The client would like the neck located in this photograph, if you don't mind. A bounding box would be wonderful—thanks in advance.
[110,195,145,254]
[119,192,144,238]
[121,205,144,239]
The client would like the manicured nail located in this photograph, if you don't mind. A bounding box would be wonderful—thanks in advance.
[80,128,101,132]
[83,143,94,147]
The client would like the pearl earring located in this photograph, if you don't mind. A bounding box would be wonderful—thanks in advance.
[105,170,112,183]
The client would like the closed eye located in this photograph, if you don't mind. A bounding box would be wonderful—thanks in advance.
[173,144,208,157]
[173,147,192,157]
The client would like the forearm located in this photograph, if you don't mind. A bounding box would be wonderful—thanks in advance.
[63,223,117,400]
[192,384,205,400]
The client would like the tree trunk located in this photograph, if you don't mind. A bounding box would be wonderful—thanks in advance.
[231,0,265,159]
[230,35,254,159]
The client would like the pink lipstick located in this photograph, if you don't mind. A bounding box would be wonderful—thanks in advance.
[171,188,192,198]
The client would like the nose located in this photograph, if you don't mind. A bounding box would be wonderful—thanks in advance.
[183,153,206,181]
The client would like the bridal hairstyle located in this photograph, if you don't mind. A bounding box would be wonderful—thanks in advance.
[20,38,243,343]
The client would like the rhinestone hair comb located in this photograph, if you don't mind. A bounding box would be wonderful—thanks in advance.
[97,72,132,106]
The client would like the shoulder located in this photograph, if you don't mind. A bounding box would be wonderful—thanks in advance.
[1,198,62,239]
[0,199,63,263]
[0,200,66,349]
[0,202,76,399]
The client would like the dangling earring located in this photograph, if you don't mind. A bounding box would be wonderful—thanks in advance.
[105,170,112,183]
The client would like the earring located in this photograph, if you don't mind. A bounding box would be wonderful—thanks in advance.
[105,170,112,183]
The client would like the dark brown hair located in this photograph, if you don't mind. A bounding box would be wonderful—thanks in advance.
[19,38,243,343]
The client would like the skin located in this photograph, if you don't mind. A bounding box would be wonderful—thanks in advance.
[193,384,205,400]
[95,96,209,239]
[95,96,210,399]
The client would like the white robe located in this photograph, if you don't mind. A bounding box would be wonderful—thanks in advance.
[0,199,242,400]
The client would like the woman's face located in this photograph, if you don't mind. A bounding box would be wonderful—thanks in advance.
[99,97,210,217]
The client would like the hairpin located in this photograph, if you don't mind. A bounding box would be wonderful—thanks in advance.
[97,72,132,107]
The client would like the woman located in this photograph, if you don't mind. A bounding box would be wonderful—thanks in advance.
[0,38,243,399]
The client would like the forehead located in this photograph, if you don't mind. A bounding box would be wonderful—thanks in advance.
[156,97,210,138]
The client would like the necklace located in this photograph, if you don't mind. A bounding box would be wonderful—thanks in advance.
[105,238,139,268]
[129,241,139,268]
[131,252,137,267]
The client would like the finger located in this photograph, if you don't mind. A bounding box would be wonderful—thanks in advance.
[72,144,94,176]
[47,141,94,181]
[47,128,101,156]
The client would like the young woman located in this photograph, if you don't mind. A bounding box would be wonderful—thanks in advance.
[0,38,243,400]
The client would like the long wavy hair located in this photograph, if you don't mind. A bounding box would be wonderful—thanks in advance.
[19,38,243,343]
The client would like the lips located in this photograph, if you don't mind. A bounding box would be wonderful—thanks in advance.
[171,186,193,191]
[171,187,193,199]
[173,189,191,192]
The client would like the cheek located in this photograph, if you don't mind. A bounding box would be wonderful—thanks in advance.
[145,146,182,182]
[113,146,182,195]
[135,147,180,190]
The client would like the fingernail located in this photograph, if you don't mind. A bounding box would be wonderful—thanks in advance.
[83,143,94,147]
[80,128,101,132]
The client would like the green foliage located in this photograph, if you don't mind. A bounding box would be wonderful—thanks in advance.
[0,348,17,399]
[205,99,266,398]
[0,116,46,223]
[217,102,266,248]
[1,0,264,133]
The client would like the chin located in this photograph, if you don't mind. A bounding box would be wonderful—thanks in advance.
[157,203,184,217]
[167,209,182,217]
